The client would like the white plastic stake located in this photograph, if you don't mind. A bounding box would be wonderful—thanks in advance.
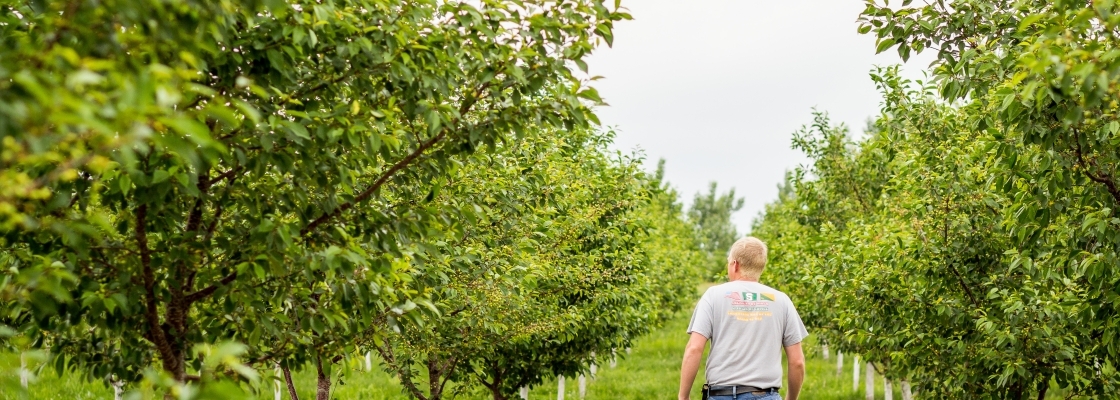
[557,376,565,400]
[836,352,844,375]
[865,362,874,400]
[852,355,860,392]
[578,374,587,398]
[822,344,830,360]
[520,386,529,399]
[113,379,124,400]
[19,353,27,389]
[901,381,913,400]
[884,379,894,400]
[274,366,282,400]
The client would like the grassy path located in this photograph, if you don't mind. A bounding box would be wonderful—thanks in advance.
[527,311,881,400]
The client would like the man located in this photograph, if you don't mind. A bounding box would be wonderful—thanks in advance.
[679,237,807,400]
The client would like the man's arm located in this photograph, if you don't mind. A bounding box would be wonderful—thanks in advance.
[784,342,805,400]
[679,332,708,400]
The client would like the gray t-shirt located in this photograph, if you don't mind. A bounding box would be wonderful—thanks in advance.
[686,281,808,389]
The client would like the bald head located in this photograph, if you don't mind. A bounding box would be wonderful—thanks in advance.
[728,237,768,280]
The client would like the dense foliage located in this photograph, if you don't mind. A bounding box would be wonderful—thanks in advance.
[375,134,700,400]
[0,0,708,399]
[686,182,744,277]
[754,1,1120,398]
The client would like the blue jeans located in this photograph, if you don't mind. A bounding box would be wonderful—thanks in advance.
[709,392,781,400]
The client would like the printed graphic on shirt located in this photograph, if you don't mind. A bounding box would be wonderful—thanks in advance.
[724,291,776,322]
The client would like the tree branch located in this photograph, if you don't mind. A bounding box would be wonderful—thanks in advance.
[298,72,496,238]
[204,203,225,242]
[299,130,448,237]
[136,204,178,376]
[282,365,301,400]
[210,167,244,186]
[184,271,238,304]
[375,344,429,400]
[1072,129,1120,205]
[941,190,981,310]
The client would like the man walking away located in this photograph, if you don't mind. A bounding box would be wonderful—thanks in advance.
[679,237,807,400]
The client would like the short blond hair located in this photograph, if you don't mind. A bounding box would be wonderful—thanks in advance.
[728,237,768,279]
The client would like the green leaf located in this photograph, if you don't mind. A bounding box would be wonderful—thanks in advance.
[118,174,132,195]
[152,170,171,184]
[1018,14,1044,32]
[875,38,897,54]
[283,121,311,141]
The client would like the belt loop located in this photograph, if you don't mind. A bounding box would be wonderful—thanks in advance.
[732,386,737,399]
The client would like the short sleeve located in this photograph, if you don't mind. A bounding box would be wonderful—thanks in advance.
[686,291,713,338]
[782,297,809,346]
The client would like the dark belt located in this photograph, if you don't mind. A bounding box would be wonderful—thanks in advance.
[707,385,779,396]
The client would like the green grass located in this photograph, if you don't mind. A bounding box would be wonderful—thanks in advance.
[256,311,885,400]
[0,353,114,400]
[526,311,880,400]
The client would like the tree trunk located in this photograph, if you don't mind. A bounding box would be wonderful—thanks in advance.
[426,354,451,400]
[884,379,893,400]
[315,357,331,400]
[520,386,529,399]
[485,375,506,400]
[836,352,844,376]
[822,344,830,360]
[481,363,504,400]
[282,365,300,400]
[578,374,586,399]
[557,376,565,400]
[901,380,913,400]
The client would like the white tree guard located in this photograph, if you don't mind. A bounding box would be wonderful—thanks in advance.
[578,374,587,399]
[365,352,372,372]
[852,355,860,392]
[865,362,874,400]
[884,379,894,400]
[274,366,282,400]
[19,353,27,389]
[901,381,913,400]
[111,376,124,400]
[520,386,529,399]
[822,344,830,360]
[836,352,844,376]
[557,376,565,400]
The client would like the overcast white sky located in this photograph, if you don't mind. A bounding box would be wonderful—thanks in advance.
[584,0,932,233]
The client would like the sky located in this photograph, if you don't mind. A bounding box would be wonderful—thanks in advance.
[584,0,933,233]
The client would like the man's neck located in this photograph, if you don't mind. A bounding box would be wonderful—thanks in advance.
[731,277,760,283]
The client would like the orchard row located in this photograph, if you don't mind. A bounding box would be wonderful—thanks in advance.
[0,1,724,399]
[754,1,1120,399]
